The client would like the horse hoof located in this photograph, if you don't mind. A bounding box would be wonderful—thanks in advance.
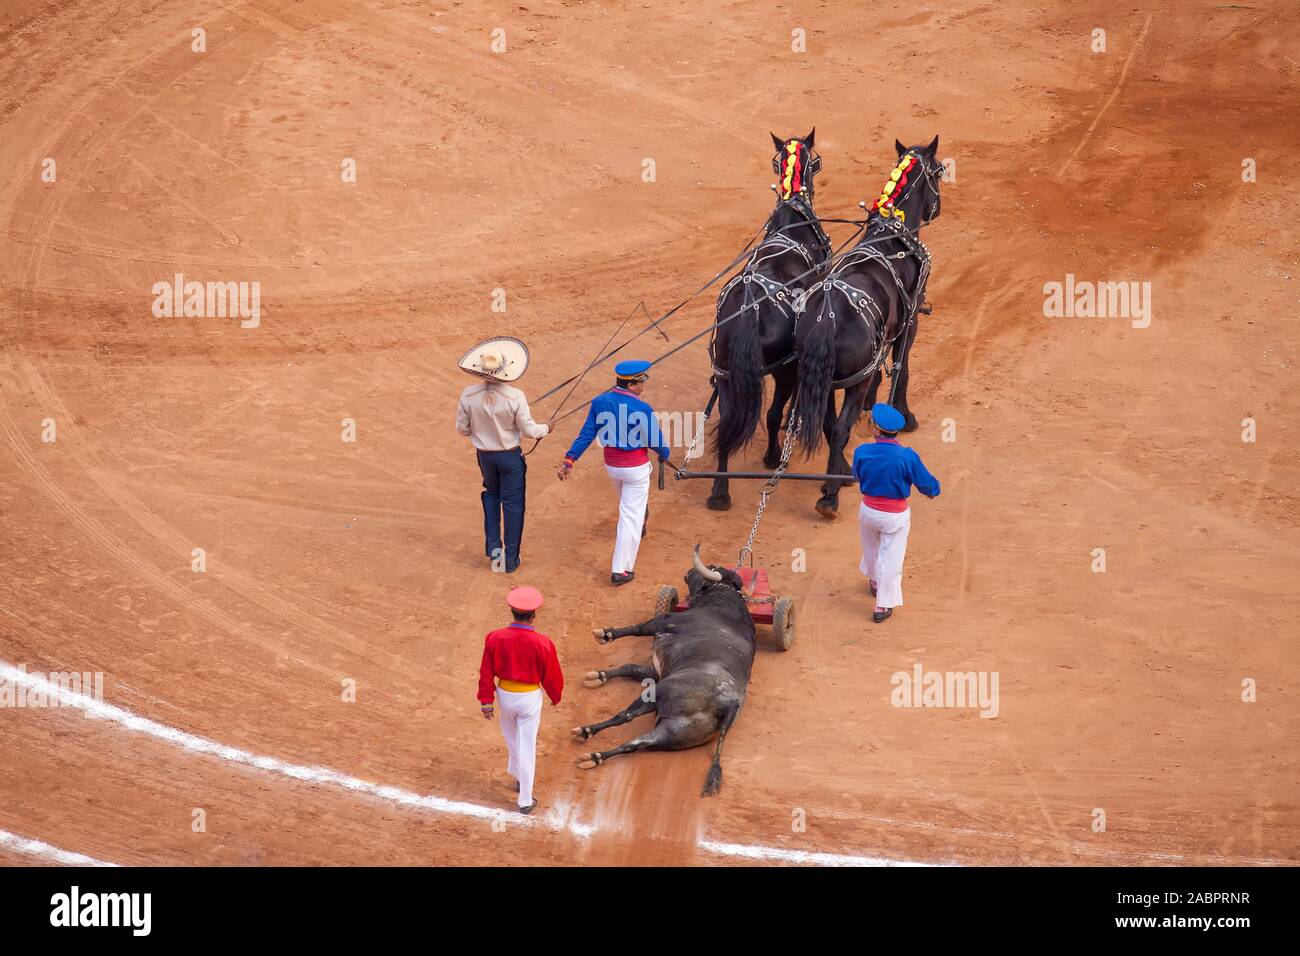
[903,413,919,433]
[815,499,839,520]
[572,726,590,741]
[576,753,602,770]
[583,670,607,688]
[706,495,732,512]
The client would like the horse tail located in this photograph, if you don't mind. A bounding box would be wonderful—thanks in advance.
[791,296,836,455]
[710,299,766,458]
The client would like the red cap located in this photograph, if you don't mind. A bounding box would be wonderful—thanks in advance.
[506,586,544,612]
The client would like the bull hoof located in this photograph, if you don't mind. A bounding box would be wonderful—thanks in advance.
[572,726,591,742]
[815,497,839,520]
[706,494,731,512]
[583,670,607,688]
[576,753,603,770]
[592,628,613,645]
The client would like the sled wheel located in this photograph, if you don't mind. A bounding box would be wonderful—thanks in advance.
[654,585,680,618]
[771,597,795,650]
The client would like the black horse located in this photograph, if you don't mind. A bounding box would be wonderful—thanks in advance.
[790,136,943,518]
[705,130,832,511]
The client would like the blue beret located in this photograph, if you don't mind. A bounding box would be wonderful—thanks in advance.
[871,403,905,432]
[615,359,652,378]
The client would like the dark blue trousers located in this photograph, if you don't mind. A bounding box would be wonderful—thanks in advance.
[476,447,526,571]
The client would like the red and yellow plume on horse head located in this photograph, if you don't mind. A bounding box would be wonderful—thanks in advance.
[778,140,805,199]
[872,153,917,222]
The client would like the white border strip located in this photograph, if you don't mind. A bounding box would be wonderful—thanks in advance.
[1,661,924,865]
[698,839,930,867]
[0,828,117,867]
[0,661,530,826]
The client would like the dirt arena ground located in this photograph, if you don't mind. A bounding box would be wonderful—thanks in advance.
[1,0,1297,867]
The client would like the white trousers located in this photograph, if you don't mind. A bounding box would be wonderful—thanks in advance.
[605,462,651,574]
[496,687,543,808]
[858,503,912,609]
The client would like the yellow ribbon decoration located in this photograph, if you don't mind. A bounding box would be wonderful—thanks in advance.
[781,141,799,198]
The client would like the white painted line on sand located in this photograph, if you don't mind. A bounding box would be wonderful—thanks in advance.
[0,660,918,865]
[698,839,931,867]
[0,828,117,867]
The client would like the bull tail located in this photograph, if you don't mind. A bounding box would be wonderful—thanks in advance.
[701,699,743,796]
[791,297,836,455]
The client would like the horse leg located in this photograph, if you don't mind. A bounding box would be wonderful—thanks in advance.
[707,388,732,511]
[890,319,920,432]
[818,381,869,517]
[815,393,841,518]
[862,366,883,411]
[583,662,656,688]
[572,694,656,742]
[764,365,797,469]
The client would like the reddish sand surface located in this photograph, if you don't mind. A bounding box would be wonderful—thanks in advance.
[1,0,1297,866]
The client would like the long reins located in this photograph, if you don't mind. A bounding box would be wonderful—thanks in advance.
[529,152,940,432]
[541,214,879,430]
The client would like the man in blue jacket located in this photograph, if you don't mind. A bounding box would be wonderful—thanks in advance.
[557,360,669,585]
[851,403,941,623]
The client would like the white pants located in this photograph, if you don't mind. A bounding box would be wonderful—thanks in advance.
[496,687,543,808]
[858,503,912,609]
[605,462,651,574]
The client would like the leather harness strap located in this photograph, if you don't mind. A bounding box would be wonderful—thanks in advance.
[709,193,831,379]
[823,189,934,390]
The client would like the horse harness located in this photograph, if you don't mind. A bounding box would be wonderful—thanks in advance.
[709,194,832,380]
[816,210,933,391]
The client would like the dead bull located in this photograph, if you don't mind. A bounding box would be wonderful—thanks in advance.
[575,545,755,795]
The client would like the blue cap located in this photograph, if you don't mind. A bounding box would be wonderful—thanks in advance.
[871,403,905,433]
[615,359,652,380]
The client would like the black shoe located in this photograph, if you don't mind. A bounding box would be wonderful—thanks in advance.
[872,608,893,624]
[611,572,635,586]
[518,799,538,815]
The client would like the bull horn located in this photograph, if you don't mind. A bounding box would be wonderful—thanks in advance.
[693,544,723,582]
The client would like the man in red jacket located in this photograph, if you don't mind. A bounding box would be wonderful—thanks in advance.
[477,586,563,814]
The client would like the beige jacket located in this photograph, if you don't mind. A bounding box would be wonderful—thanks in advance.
[456,381,548,452]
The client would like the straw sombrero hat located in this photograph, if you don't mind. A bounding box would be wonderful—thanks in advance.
[457,336,530,383]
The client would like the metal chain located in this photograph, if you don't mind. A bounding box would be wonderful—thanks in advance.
[736,416,801,568]
[680,387,720,468]
[681,415,705,467]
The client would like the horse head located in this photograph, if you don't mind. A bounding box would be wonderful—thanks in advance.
[876,135,943,226]
[770,129,822,201]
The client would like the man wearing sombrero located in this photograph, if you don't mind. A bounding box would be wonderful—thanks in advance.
[851,403,942,623]
[477,586,563,814]
[557,360,669,585]
[456,337,549,573]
